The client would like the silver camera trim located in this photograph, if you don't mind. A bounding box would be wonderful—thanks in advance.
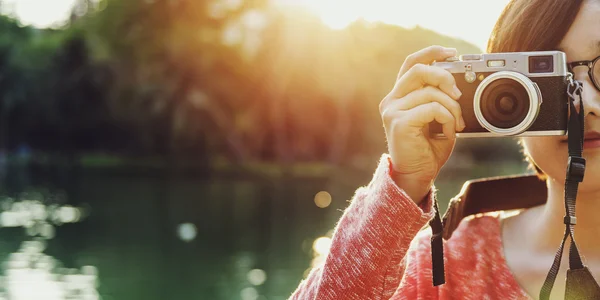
[434,51,568,77]
[451,130,565,138]
[473,71,542,136]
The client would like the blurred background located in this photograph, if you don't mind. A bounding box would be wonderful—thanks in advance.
[0,0,534,299]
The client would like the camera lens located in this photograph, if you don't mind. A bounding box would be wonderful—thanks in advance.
[529,55,554,73]
[480,78,530,129]
[474,71,540,135]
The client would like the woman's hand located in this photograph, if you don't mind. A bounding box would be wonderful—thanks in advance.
[380,46,465,204]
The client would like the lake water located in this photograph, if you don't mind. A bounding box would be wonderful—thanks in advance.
[0,158,375,300]
[0,154,527,300]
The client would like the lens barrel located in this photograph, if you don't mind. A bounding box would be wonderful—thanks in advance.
[474,71,541,135]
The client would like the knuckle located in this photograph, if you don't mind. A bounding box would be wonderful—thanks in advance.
[432,102,448,116]
[430,101,443,110]
[422,85,437,94]
[379,97,388,114]
[427,45,444,53]
[450,107,462,121]
[410,63,428,76]
[381,105,395,124]
[428,68,454,88]
[404,53,416,65]
[413,63,427,72]
[450,98,462,111]
[443,71,456,85]
[419,86,436,99]
[380,107,389,122]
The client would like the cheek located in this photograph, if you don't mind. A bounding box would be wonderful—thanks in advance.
[582,150,600,190]
[523,137,600,190]
[522,137,569,181]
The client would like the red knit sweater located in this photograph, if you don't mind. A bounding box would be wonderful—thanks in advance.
[289,154,533,300]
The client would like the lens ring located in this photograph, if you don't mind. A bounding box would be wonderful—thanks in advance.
[474,71,541,135]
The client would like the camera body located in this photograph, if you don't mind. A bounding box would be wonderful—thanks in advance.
[430,51,569,138]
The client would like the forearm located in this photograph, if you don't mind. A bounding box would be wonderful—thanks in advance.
[289,154,435,300]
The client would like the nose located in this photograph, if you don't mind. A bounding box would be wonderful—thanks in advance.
[574,72,600,117]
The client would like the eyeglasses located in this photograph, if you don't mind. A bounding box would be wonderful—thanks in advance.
[567,54,600,92]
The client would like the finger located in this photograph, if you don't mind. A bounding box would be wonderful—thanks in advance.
[384,86,465,130]
[398,45,457,79]
[402,102,456,140]
[392,64,461,100]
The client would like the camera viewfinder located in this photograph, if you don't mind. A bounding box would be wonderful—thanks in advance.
[529,55,554,73]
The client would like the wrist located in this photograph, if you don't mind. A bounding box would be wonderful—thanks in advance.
[385,155,434,204]
[391,173,432,204]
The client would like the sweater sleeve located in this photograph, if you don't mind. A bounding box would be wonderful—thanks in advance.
[288,154,436,300]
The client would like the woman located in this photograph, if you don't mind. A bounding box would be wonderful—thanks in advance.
[290,0,600,299]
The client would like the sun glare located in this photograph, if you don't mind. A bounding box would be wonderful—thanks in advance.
[273,0,511,51]
[1,0,77,28]
[274,0,362,30]
[289,0,359,30]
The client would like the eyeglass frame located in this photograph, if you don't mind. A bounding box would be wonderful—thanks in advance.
[567,54,600,92]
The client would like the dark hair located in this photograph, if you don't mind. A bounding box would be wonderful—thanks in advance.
[486,0,586,180]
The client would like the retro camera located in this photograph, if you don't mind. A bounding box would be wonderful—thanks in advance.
[430,51,569,138]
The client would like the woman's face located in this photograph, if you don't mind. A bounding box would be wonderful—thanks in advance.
[521,0,600,191]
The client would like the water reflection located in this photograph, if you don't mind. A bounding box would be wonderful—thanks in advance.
[0,199,98,300]
[0,158,371,299]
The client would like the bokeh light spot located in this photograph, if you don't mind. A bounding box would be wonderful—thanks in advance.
[247,269,267,286]
[40,223,56,239]
[177,223,197,242]
[312,237,332,255]
[314,191,332,208]
[82,265,98,276]
[240,287,259,300]
[1,211,21,227]
[57,206,80,223]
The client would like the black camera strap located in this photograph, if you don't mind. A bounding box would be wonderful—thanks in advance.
[539,78,600,300]
[430,195,444,286]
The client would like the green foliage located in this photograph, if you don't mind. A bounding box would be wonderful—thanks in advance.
[0,0,518,166]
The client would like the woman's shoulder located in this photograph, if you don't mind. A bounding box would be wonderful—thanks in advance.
[451,211,507,241]
[405,213,529,298]
[404,211,513,290]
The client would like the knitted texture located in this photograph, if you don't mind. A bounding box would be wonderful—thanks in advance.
[289,154,532,300]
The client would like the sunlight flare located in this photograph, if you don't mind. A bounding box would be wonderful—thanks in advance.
[273,0,511,50]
